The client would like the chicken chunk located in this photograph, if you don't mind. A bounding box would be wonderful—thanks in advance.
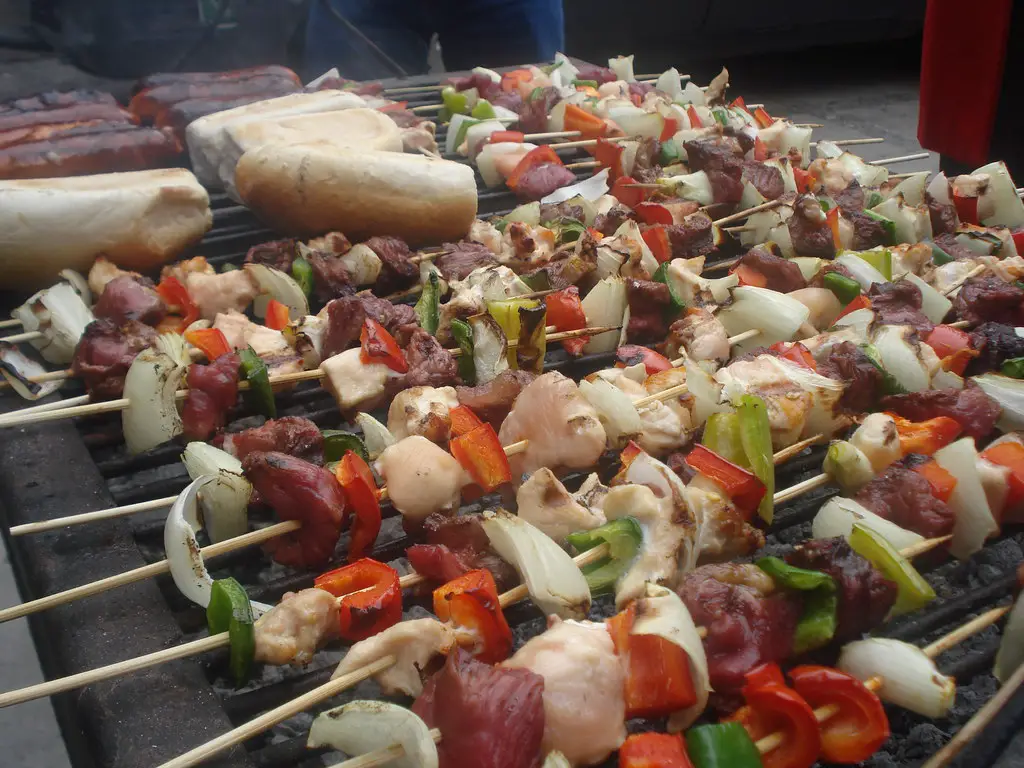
[186,269,260,321]
[468,219,505,256]
[375,436,467,521]
[254,588,339,666]
[688,474,765,562]
[665,307,731,366]
[849,412,901,473]
[502,617,626,766]
[213,310,303,376]
[87,256,142,298]
[498,372,607,479]
[387,386,459,444]
[606,370,692,456]
[332,617,458,697]
[160,255,215,284]
[320,347,402,411]
[516,468,606,542]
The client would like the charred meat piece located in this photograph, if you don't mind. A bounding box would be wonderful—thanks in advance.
[244,238,297,272]
[833,180,865,213]
[92,275,166,327]
[683,136,745,173]
[847,210,891,250]
[321,295,418,360]
[435,241,498,281]
[575,63,618,84]
[927,194,959,235]
[181,353,240,441]
[817,341,885,413]
[786,537,897,641]
[953,274,1024,326]
[414,649,545,768]
[788,195,836,258]
[218,416,324,464]
[882,381,1001,440]
[70,319,157,400]
[254,588,339,666]
[666,214,714,259]
[933,233,982,262]
[854,461,956,538]
[517,86,561,135]
[708,166,745,205]
[625,278,672,343]
[304,251,355,303]
[242,451,345,570]
[539,201,585,225]
[742,160,785,201]
[513,163,578,202]
[867,280,935,336]
[402,328,460,389]
[365,235,419,295]
[456,369,537,427]
[968,322,1024,375]
[680,563,801,692]
[408,512,517,591]
[738,244,807,293]
[594,203,636,236]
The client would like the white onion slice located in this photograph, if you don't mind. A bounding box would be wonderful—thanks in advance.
[716,286,810,355]
[165,476,216,609]
[812,496,924,552]
[927,171,952,206]
[58,269,92,305]
[0,343,62,401]
[542,753,571,768]
[122,349,186,455]
[337,243,382,286]
[608,54,635,83]
[581,277,627,354]
[542,168,610,204]
[903,273,952,325]
[973,373,1024,432]
[655,67,685,102]
[156,332,192,368]
[838,637,955,718]
[933,438,999,560]
[355,412,396,460]
[308,701,438,768]
[889,172,930,206]
[974,161,1024,227]
[579,378,642,448]
[995,592,1024,684]
[469,313,509,385]
[835,253,887,290]
[683,356,727,427]
[12,283,95,364]
[245,263,309,321]
[871,325,932,393]
[181,442,251,543]
[481,509,591,619]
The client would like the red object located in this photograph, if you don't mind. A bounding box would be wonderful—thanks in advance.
[619,732,694,768]
[726,663,821,768]
[501,69,533,93]
[545,286,589,355]
[155,275,199,332]
[731,262,769,288]
[616,344,674,374]
[981,441,1024,512]
[925,324,977,376]
[507,145,563,190]
[769,342,818,372]
[433,569,513,663]
[620,440,644,469]
[449,404,484,437]
[359,318,408,373]
[685,444,766,515]
[264,299,290,331]
[793,167,814,194]
[376,100,408,112]
[635,202,675,226]
[184,328,231,360]
[887,413,963,456]
[912,459,958,503]
[918,0,1013,167]
[642,225,674,263]
[1012,230,1024,254]
[730,96,747,111]
[490,130,525,144]
[593,137,626,180]
[826,207,842,250]
[334,452,382,561]
[753,137,769,162]
[686,105,703,129]
[952,191,980,225]
[660,117,680,142]
[608,603,698,720]
[612,175,647,209]
[836,294,872,320]
[789,665,890,764]
[564,104,607,139]
[754,107,775,129]
[450,423,512,491]
[315,558,402,641]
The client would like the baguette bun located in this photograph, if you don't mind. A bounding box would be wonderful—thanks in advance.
[186,89,367,186]
[0,168,212,290]
[235,144,478,245]
[219,108,403,196]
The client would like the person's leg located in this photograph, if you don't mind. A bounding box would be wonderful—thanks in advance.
[303,0,432,81]
[437,0,565,72]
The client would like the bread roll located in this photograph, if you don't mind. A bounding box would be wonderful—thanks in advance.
[218,108,403,195]
[0,168,212,290]
[235,144,478,245]
[186,89,367,186]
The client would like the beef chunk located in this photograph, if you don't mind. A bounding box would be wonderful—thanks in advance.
[71,319,157,400]
[512,162,577,202]
[244,238,297,272]
[403,328,459,388]
[953,274,1024,326]
[738,244,807,293]
[539,201,585,225]
[926,192,959,235]
[847,210,891,250]
[854,461,957,538]
[968,322,1024,375]
[594,204,635,236]
[93,275,166,327]
[666,214,714,259]
[625,279,671,343]
[321,295,417,359]
[742,160,785,201]
[365,235,419,294]
[882,382,1001,440]
[817,341,885,413]
[833,180,865,213]
[868,280,935,336]
[456,369,537,427]
[435,241,498,281]
[304,251,354,303]
[788,195,835,258]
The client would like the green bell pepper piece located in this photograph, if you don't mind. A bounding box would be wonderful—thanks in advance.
[441,86,469,115]
[685,723,763,768]
[864,190,884,209]
[220,262,239,272]
[818,197,833,212]
[849,522,936,615]
[450,318,476,385]
[755,556,838,654]
[528,86,546,102]
[565,517,643,595]
[711,107,730,126]
[555,218,587,244]
[851,247,893,280]
[861,211,897,246]
[1002,357,1024,378]
[470,99,496,120]
[291,257,314,298]
[571,78,598,88]
[659,138,683,166]
[521,270,552,292]
[207,577,255,686]
[703,411,746,467]
[738,395,775,524]
[652,262,686,321]
[321,430,370,464]
[487,298,540,367]
[414,271,441,336]
[238,346,275,418]
[860,343,908,396]
[823,271,862,304]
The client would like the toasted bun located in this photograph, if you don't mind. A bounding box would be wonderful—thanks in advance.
[186,89,367,186]
[0,168,212,290]
[219,108,403,195]
[235,144,478,245]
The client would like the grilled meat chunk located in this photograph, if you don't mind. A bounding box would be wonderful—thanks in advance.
[882,382,1001,440]
[71,319,157,400]
[218,416,324,464]
[254,588,339,666]
[854,460,957,538]
[181,353,240,441]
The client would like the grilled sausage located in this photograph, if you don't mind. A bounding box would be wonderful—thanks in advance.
[0,119,132,150]
[0,90,119,115]
[153,86,303,134]
[131,65,301,95]
[129,76,302,122]
[0,103,136,133]
[0,126,184,180]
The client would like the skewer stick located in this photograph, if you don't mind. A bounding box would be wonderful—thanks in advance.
[868,152,931,166]
[409,104,444,113]
[0,319,21,329]
[9,495,180,536]
[813,138,885,147]
[942,264,987,296]
[550,136,628,151]
[566,160,601,170]
[0,330,43,344]
[713,199,785,227]
[0,395,90,423]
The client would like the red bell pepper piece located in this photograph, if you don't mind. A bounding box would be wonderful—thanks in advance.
[315,558,402,641]
[184,328,231,360]
[731,262,769,288]
[612,175,648,209]
[507,145,563,190]
[155,275,199,332]
[490,130,525,144]
[685,444,766,515]
[264,298,290,331]
[753,136,769,162]
[619,732,694,768]
[730,96,747,111]
[545,286,589,355]
[660,117,680,142]
[924,324,977,376]
[334,451,382,562]
[433,569,512,663]
[753,107,775,129]
[980,441,1024,512]
[912,458,958,503]
[616,344,674,374]
[769,342,818,372]
[953,190,979,225]
[620,440,644,469]
[826,206,842,250]
[501,68,533,93]
[593,137,625,180]
[642,225,674,263]
[359,318,408,373]
[376,100,408,112]
[635,202,675,226]
[686,105,703,129]
[793,167,814,194]
[608,603,698,720]
[788,665,890,764]
[1012,229,1024,254]
[449,423,512,491]
[448,404,484,437]
[725,662,821,768]
[887,413,962,456]
[564,103,607,139]
[836,294,872,320]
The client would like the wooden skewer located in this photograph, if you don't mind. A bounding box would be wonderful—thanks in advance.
[0,330,43,344]
[0,395,90,422]
[566,159,601,170]
[814,138,885,147]
[793,123,823,128]
[713,199,785,227]
[941,264,987,296]
[410,104,444,113]
[0,319,21,329]
[868,152,931,166]
[9,495,181,536]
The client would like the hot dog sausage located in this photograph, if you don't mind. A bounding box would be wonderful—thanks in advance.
[131,65,301,95]
[129,76,302,122]
[153,86,303,134]
[0,90,119,115]
[0,119,132,150]
[0,103,137,134]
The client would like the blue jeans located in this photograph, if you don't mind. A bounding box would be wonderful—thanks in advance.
[304,0,565,80]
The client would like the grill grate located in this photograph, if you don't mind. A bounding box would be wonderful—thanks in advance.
[0,69,1022,768]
